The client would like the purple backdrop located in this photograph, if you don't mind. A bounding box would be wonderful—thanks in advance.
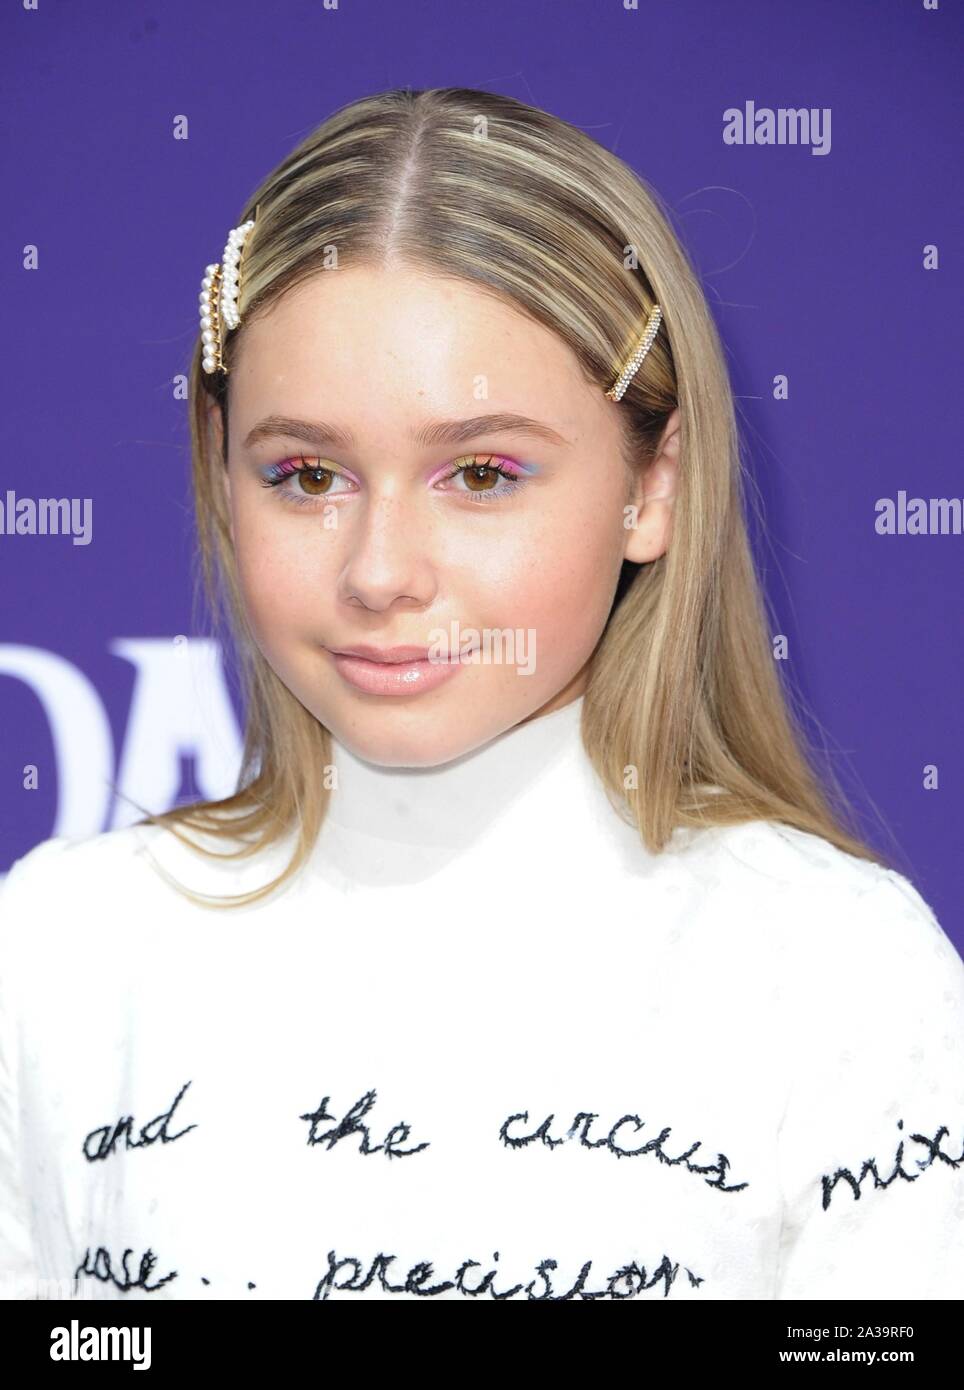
[2,0,961,949]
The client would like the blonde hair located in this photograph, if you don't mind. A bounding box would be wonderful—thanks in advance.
[141,86,898,906]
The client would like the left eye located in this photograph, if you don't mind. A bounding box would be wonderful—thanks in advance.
[443,455,527,503]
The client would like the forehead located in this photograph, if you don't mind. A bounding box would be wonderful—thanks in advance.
[229,266,600,441]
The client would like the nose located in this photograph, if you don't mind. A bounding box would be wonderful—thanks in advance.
[336,485,438,613]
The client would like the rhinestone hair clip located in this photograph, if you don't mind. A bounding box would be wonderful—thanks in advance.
[199,206,259,375]
[604,304,663,402]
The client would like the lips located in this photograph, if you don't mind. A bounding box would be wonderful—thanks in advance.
[328,644,434,664]
[328,647,468,697]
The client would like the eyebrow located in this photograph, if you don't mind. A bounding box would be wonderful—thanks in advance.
[241,412,570,452]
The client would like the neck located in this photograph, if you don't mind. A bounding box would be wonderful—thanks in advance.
[313,695,604,886]
[327,695,585,846]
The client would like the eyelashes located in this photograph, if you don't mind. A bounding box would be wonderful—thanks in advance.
[257,453,537,509]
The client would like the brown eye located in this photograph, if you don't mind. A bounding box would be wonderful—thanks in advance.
[297,463,334,495]
[461,455,499,492]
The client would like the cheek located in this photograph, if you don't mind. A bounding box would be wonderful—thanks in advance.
[480,506,623,643]
[230,496,331,651]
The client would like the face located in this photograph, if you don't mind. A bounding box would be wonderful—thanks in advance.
[212,265,678,766]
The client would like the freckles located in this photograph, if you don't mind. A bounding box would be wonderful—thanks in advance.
[235,528,288,595]
[236,568,287,644]
[443,531,528,593]
[234,537,308,643]
[237,503,329,582]
[530,533,616,631]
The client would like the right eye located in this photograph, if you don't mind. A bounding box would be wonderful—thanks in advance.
[259,455,355,504]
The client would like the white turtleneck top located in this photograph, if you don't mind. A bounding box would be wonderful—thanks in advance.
[2,694,963,1302]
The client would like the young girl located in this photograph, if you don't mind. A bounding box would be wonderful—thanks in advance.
[2,87,962,1303]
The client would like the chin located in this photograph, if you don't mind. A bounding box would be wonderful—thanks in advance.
[336,741,441,771]
[326,707,506,770]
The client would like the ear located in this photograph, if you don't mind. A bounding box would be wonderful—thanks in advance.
[622,407,679,564]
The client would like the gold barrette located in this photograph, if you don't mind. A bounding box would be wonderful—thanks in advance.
[604,304,663,402]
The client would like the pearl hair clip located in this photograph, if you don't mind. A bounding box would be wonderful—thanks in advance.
[604,304,663,402]
[199,206,260,375]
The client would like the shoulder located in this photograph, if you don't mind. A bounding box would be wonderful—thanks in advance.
[0,818,294,931]
[685,815,895,895]
[755,821,955,960]
[675,817,962,994]
[691,816,942,917]
[725,823,964,1068]
[3,827,145,888]
[0,822,252,922]
[0,829,162,970]
[1,824,177,909]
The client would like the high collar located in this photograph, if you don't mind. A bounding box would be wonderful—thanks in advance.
[310,694,624,888]
[325,695,586,848]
